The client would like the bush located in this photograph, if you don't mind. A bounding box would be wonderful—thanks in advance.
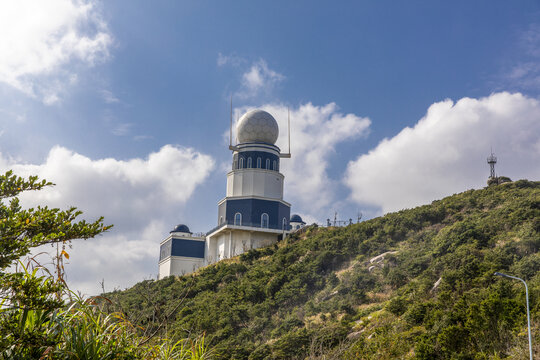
[386,296,408,316]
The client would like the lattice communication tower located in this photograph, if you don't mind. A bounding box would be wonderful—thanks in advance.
[487,151,497,179]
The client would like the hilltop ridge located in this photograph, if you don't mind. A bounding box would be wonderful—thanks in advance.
[105,180,540,359]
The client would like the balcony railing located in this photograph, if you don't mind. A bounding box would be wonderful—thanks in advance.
[206,220,290,235]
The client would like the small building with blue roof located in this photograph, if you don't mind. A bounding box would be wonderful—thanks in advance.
[290,214,306,231]
[158,224,205,278]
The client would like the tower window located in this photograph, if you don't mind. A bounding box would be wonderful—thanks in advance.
[261,213,269,228]
[282,218,287,230]
[239,158,244,169]
[257,157,261,168]
[247,157,252,168]
[234,213,242,226]
[273,160,277,171]
[266,159,270,170]
[219,216,224,225]
[233,159,237,170]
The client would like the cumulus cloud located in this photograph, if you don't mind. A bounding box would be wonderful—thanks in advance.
[234,103,371,216]
[345,92,540,214]
[217,54,285,99]
[1,145,215,294]
[239,60,285,97]
[0,0,112,103]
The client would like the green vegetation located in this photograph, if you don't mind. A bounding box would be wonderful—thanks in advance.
[0,171,211,359]
[5,171,536,358]
[107,180,540,359]
[487,176,512,186]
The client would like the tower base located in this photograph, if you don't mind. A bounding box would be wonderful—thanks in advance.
[205,225,286,264]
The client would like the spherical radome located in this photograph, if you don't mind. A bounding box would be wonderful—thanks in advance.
[237,109,279,144]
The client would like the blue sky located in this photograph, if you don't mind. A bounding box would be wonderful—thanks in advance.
[1,1,539,294]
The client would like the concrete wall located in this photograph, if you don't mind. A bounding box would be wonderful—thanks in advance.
[226,169,284,199]
[158,256,204,279]
[206,229,279,265]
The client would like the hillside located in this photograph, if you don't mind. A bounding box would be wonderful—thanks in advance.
[104,180,540,359]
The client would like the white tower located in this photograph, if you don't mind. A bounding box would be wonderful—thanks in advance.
[205,109,291,264]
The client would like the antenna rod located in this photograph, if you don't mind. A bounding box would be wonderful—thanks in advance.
[288,107,291,155]
[229,95,233,147]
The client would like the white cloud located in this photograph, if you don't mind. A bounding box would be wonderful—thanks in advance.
[111,122,133,136]
[133,135,154,141]
[101,109,133,136]
[0,0,112,103]
[43,93,61,106]
[217,52,245,67]
[0,108,27,123]
[217,54,285,99]
[1,145,215,294]
[101,89,120,104]
[504,23,540,91]
[507,62,540,90]
[520,23,540,58]
[345,92,540,214]
[239,60,285,98]
[234,103,371,217]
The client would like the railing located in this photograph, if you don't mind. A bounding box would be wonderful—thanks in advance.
[206,223,227,235]
[206,220,290,235]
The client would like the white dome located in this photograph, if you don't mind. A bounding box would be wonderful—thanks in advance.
[236,109,279,144]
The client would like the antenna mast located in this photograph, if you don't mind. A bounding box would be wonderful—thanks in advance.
[228,95,238,151]
[229,95,232,147]
[279,107,292,158]
[288,107,291,154]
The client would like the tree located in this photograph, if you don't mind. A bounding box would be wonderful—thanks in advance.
[0,170,111,357]
[487,176,512,186]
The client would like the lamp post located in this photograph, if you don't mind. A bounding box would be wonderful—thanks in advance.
[494,272,533,360]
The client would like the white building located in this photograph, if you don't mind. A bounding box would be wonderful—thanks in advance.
[158,224,205,279]
[158,109,304,279]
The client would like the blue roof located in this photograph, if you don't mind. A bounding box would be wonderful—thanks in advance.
[290,214,305,223]
[170,224,191,233]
